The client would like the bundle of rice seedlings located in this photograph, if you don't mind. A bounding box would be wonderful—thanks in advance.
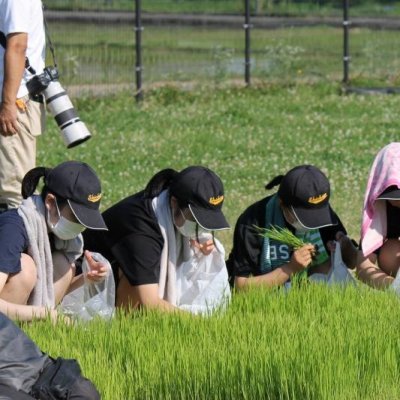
[254,225,307,249]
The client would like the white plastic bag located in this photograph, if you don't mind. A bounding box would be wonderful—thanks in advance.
[391,266,400,294]
[309,241,356,285]
[59,252,115,322]
[176,238,231,315]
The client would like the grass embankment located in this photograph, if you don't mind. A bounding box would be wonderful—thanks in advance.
[29,84,400,399]
[38,84,400,243]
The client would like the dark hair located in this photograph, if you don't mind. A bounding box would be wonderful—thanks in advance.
[21,166,67,206]
[265,174,289,208]
[143,168,178,199]
[265,175,284,190]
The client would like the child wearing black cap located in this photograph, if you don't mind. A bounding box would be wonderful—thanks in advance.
[226,165,355,290]
[0,161,109,321]
[355,143,400,288]
[82,166,230,313]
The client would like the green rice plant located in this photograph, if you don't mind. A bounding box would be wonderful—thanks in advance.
[256,225,307,249]
[22,284,400,399]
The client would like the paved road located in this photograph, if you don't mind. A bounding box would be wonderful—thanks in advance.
[45,10,400,30]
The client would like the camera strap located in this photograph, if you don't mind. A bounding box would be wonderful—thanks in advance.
[0,31,6,49]
[42,4,58,69]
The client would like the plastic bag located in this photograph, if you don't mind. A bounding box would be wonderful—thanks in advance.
[176,237,231,315]
[391,266,400,294]
[59,252,115,322]
[309,241,356,285]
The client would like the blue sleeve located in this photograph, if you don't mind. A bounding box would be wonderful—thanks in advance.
[0,210,29,275]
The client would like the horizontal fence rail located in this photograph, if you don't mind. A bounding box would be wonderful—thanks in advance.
[44,1,400,97]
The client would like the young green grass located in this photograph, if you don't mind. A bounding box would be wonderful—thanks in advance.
[256,225,307,249]
[23,284,400,399]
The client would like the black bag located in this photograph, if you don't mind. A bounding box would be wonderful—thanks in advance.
[30,357,82,400]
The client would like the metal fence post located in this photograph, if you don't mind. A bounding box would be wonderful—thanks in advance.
[244,0,252,86]
[135,0,143,102]
[343,0,350,84]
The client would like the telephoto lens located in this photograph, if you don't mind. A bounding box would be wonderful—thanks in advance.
[43,81,91,148]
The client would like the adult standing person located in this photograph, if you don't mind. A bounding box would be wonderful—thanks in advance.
[0,0,46,211]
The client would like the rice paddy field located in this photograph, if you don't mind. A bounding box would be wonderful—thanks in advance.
[49,22,400,89]
[46,0,400,17]
[20,82,400,399]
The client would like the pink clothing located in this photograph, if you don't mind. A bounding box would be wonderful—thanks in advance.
[361,143,400,256]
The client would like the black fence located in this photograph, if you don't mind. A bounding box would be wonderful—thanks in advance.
[44,0,400,97]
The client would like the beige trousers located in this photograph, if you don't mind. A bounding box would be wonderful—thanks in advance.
[0,95,45,208]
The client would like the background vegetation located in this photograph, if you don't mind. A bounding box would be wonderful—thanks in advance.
[44,0,400,17]
[47,22,400,90]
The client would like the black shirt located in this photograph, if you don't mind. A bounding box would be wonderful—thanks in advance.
[226,195,346,279]
[386,201,400,239]
[83,191,164,286]
[366,201,400,255]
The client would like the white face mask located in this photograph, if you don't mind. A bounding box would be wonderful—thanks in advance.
[175,208,205,239]
[47,201,85,240]
[176,219,198,238]
[291,219,307,233]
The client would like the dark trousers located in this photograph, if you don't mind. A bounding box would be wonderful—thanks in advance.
[0,377,100,400]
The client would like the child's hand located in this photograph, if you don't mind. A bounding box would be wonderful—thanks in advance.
[190,239,214,256]
[84,250,109,282]
[289,244,315,273]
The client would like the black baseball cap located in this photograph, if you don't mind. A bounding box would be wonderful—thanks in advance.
[170,166,230,231]
[377,186,400,200]
[278,165,337,229]
[45,161,107,230]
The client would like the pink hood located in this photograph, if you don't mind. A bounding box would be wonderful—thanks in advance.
[361,143,400,257]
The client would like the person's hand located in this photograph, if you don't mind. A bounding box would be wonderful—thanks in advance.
[330,231,359,269]
[0,102,18,136]
[190,239,214,256]
[84,250,109,282]
[289,244,315,273]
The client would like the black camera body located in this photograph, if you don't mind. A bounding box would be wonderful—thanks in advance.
[26,66,59,97]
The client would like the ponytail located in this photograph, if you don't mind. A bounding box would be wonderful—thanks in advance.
[143,168,178,199]
[21,167,52,199]
[265,175,284,190]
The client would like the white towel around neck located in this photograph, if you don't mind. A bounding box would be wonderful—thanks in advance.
[151,190,191,305]
[18,195,83,307]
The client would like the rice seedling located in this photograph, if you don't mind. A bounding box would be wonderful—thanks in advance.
[255,225,307,249]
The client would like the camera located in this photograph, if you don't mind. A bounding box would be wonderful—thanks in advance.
[26,66,91,149]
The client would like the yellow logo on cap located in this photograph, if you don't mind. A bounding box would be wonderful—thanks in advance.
[308,193,328,204]
[88,193,102,203]
[209,195,224,206]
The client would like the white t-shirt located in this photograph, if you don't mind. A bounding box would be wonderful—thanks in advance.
[0,0,45,101]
